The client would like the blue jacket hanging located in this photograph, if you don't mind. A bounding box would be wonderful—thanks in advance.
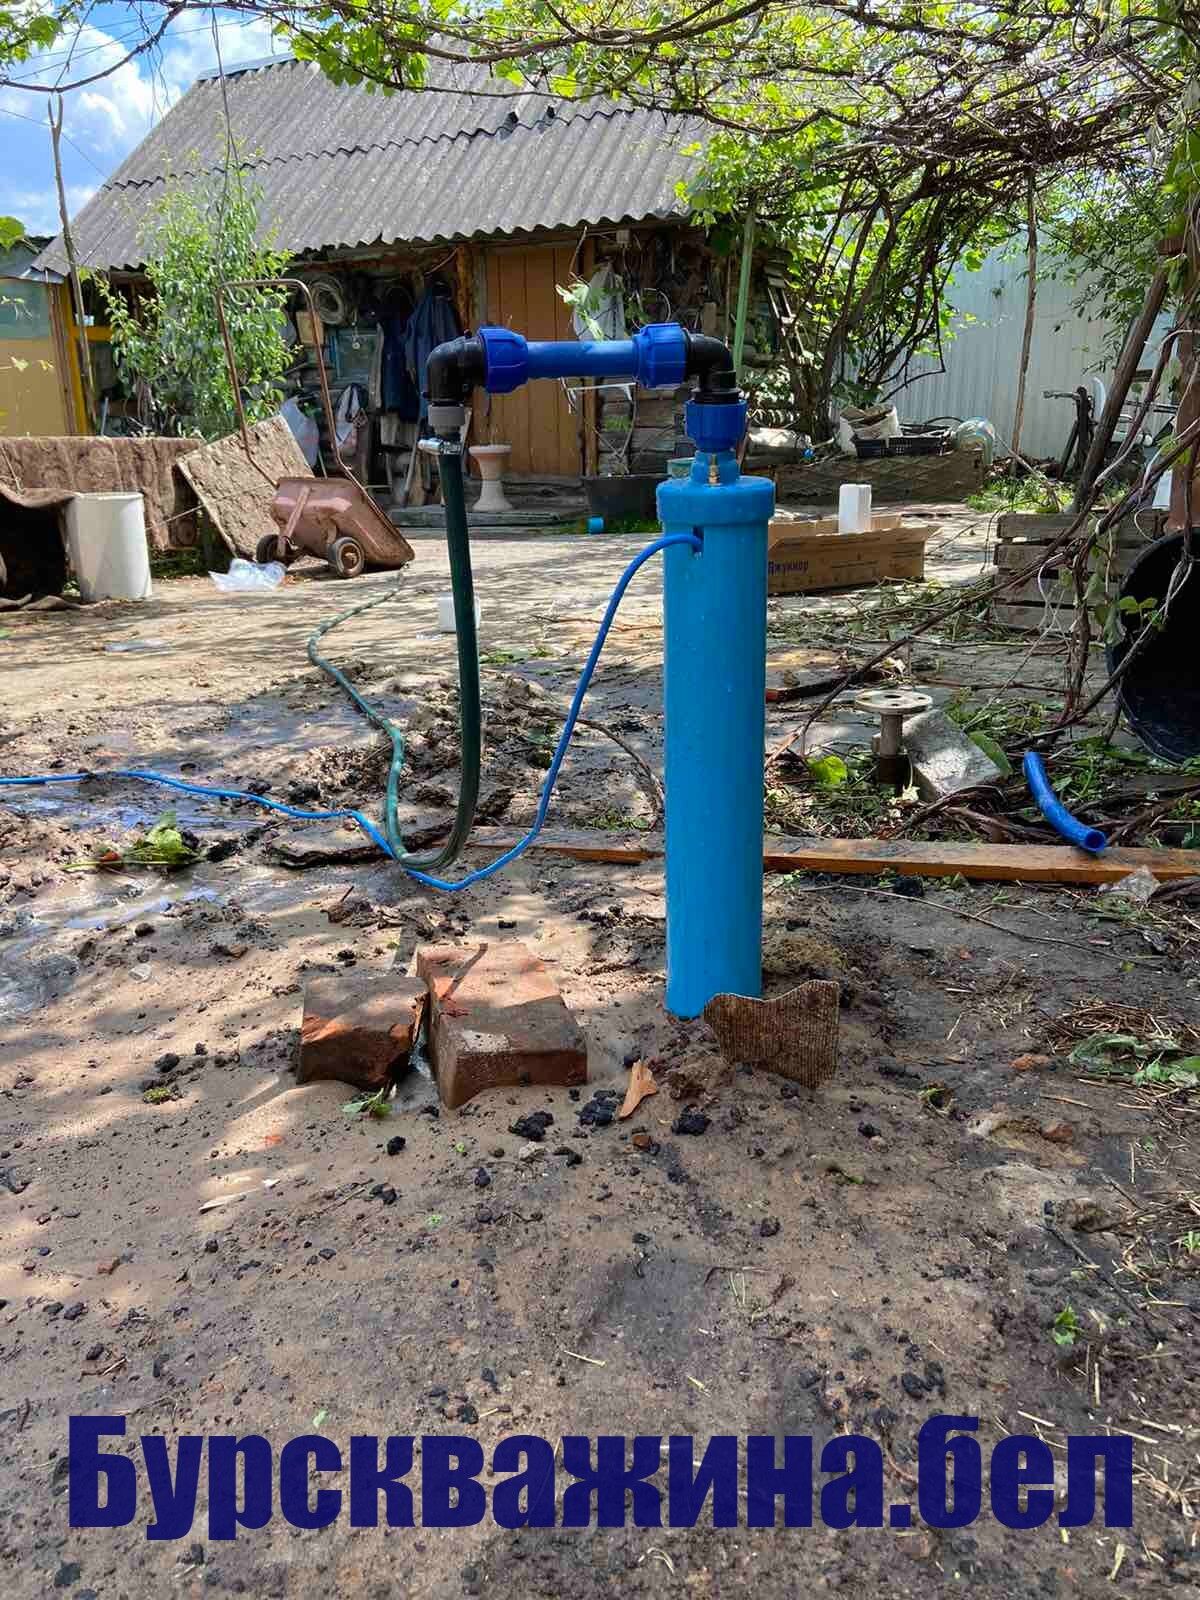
[404,282,461,419]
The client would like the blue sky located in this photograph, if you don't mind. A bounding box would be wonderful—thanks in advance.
[0,4,284,236]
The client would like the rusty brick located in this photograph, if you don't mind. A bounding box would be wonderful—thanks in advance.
[417,942,587,1110]
[298,974,425,1092]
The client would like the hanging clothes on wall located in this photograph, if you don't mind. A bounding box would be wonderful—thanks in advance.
[404,279,461,420]
[375,278,420,420]
[382,312,421,418]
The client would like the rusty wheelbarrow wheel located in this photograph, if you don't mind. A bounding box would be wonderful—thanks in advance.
[255,533,296,566]
[330,536,366,579]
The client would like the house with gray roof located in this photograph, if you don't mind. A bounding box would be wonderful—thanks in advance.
[34,55,731,480]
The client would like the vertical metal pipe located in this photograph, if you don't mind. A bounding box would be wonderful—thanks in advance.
[659,453,774,1017]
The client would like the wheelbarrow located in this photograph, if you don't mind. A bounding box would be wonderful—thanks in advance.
[217,276,416,579]
[257,476,414,576]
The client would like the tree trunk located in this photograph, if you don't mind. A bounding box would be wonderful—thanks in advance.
[1010,172,1038,462]
[49,94,96,434]
[1168,203,1199,531]
[1073,263,1171,510]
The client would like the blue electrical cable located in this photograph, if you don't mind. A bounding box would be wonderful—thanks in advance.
[0,532,700,890]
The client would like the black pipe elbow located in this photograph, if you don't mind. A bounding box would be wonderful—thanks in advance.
[426,335,487,406]
[684,332,738,402]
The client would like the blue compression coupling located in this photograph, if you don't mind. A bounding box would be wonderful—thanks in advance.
[1022,751,1108,853]
[685,395,748,454]
[478,323,688,394]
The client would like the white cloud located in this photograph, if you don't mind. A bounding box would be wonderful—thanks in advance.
[0,11,291,239]
[159,14,280,98]
[4,181,96,237]
[2,12,286,169]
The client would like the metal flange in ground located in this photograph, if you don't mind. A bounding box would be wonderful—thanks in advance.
[854,688,933,790]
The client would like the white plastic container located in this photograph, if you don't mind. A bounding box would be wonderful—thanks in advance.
[436,594,482,633]
[838,483,872,534]
[66,492,151,602]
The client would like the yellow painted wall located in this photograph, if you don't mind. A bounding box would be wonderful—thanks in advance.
[0,276,74,436]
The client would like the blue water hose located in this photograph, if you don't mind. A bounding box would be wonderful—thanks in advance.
[1022,751,1108,853]
[0,532,700,892]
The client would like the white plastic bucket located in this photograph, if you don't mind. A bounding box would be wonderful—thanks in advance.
[66,492,151,602]
[436,593,481,633]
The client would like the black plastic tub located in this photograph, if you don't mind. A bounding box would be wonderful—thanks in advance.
[1107,530,1200,762]
[852,437,888,460]
[585,474,662,523]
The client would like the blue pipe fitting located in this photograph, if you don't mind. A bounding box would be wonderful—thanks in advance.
[685,395,748,454]
[477,323,688,394]
[658,454,775,1017]
[476,326,528,393]
[634,323,689,390]
[1022,751,1108,853]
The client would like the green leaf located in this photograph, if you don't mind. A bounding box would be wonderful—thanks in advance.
[1051,1306,1079,1348]
[807,755,848,788]
[968,733,1012,775]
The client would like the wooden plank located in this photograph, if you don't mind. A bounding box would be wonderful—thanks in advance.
[525,250,557,475]
[996,540,1140,572]
[996,513,1081,538]
[996,509,1167,544]
[580,238,598,477]
[461,827,1200,885]
[553,243,580,476]
[995,577,1079,607]
[483,245,581,478]
[992,601,1070,631]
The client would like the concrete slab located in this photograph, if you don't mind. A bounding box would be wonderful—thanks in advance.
[903,707,1006,800]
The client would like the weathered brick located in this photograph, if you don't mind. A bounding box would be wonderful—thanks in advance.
[298,975,425,1092]
[417,942,588,1110]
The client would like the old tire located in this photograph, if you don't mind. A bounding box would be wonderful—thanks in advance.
[330,536,366,579]
[256,533,284,565]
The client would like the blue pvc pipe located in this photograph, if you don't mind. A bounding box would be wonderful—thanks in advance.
[526,338,639,380]
[1022,751,1108,853]
[658,451,776,1017]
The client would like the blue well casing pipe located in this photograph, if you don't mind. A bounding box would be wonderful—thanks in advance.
[659,445,774,1016]
[1022,751,1108,853]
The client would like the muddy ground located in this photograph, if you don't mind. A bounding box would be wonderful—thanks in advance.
[1,516,1198,1596]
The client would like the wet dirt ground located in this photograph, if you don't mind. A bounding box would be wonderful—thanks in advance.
[1,515,1198,1596]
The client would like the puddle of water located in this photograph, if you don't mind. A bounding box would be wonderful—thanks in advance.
[1,790,271,835]
[0,951,79,1020]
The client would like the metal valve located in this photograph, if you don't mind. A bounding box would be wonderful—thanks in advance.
[854,688,932,790]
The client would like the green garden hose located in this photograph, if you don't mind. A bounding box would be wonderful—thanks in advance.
[305,441,482,869]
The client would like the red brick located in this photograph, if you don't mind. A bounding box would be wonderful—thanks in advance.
[298,974,426,1093]
[417,942,587,1110]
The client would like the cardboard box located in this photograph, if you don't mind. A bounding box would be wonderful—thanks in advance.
[767,514,932,595]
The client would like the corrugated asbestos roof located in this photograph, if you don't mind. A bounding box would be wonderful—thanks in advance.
[35,56,702,274]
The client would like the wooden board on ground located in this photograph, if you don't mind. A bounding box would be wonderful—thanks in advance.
[462,827,1199,885]
[177,416,311,558]
[269,821,1200,887]
[767,517,932,594]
